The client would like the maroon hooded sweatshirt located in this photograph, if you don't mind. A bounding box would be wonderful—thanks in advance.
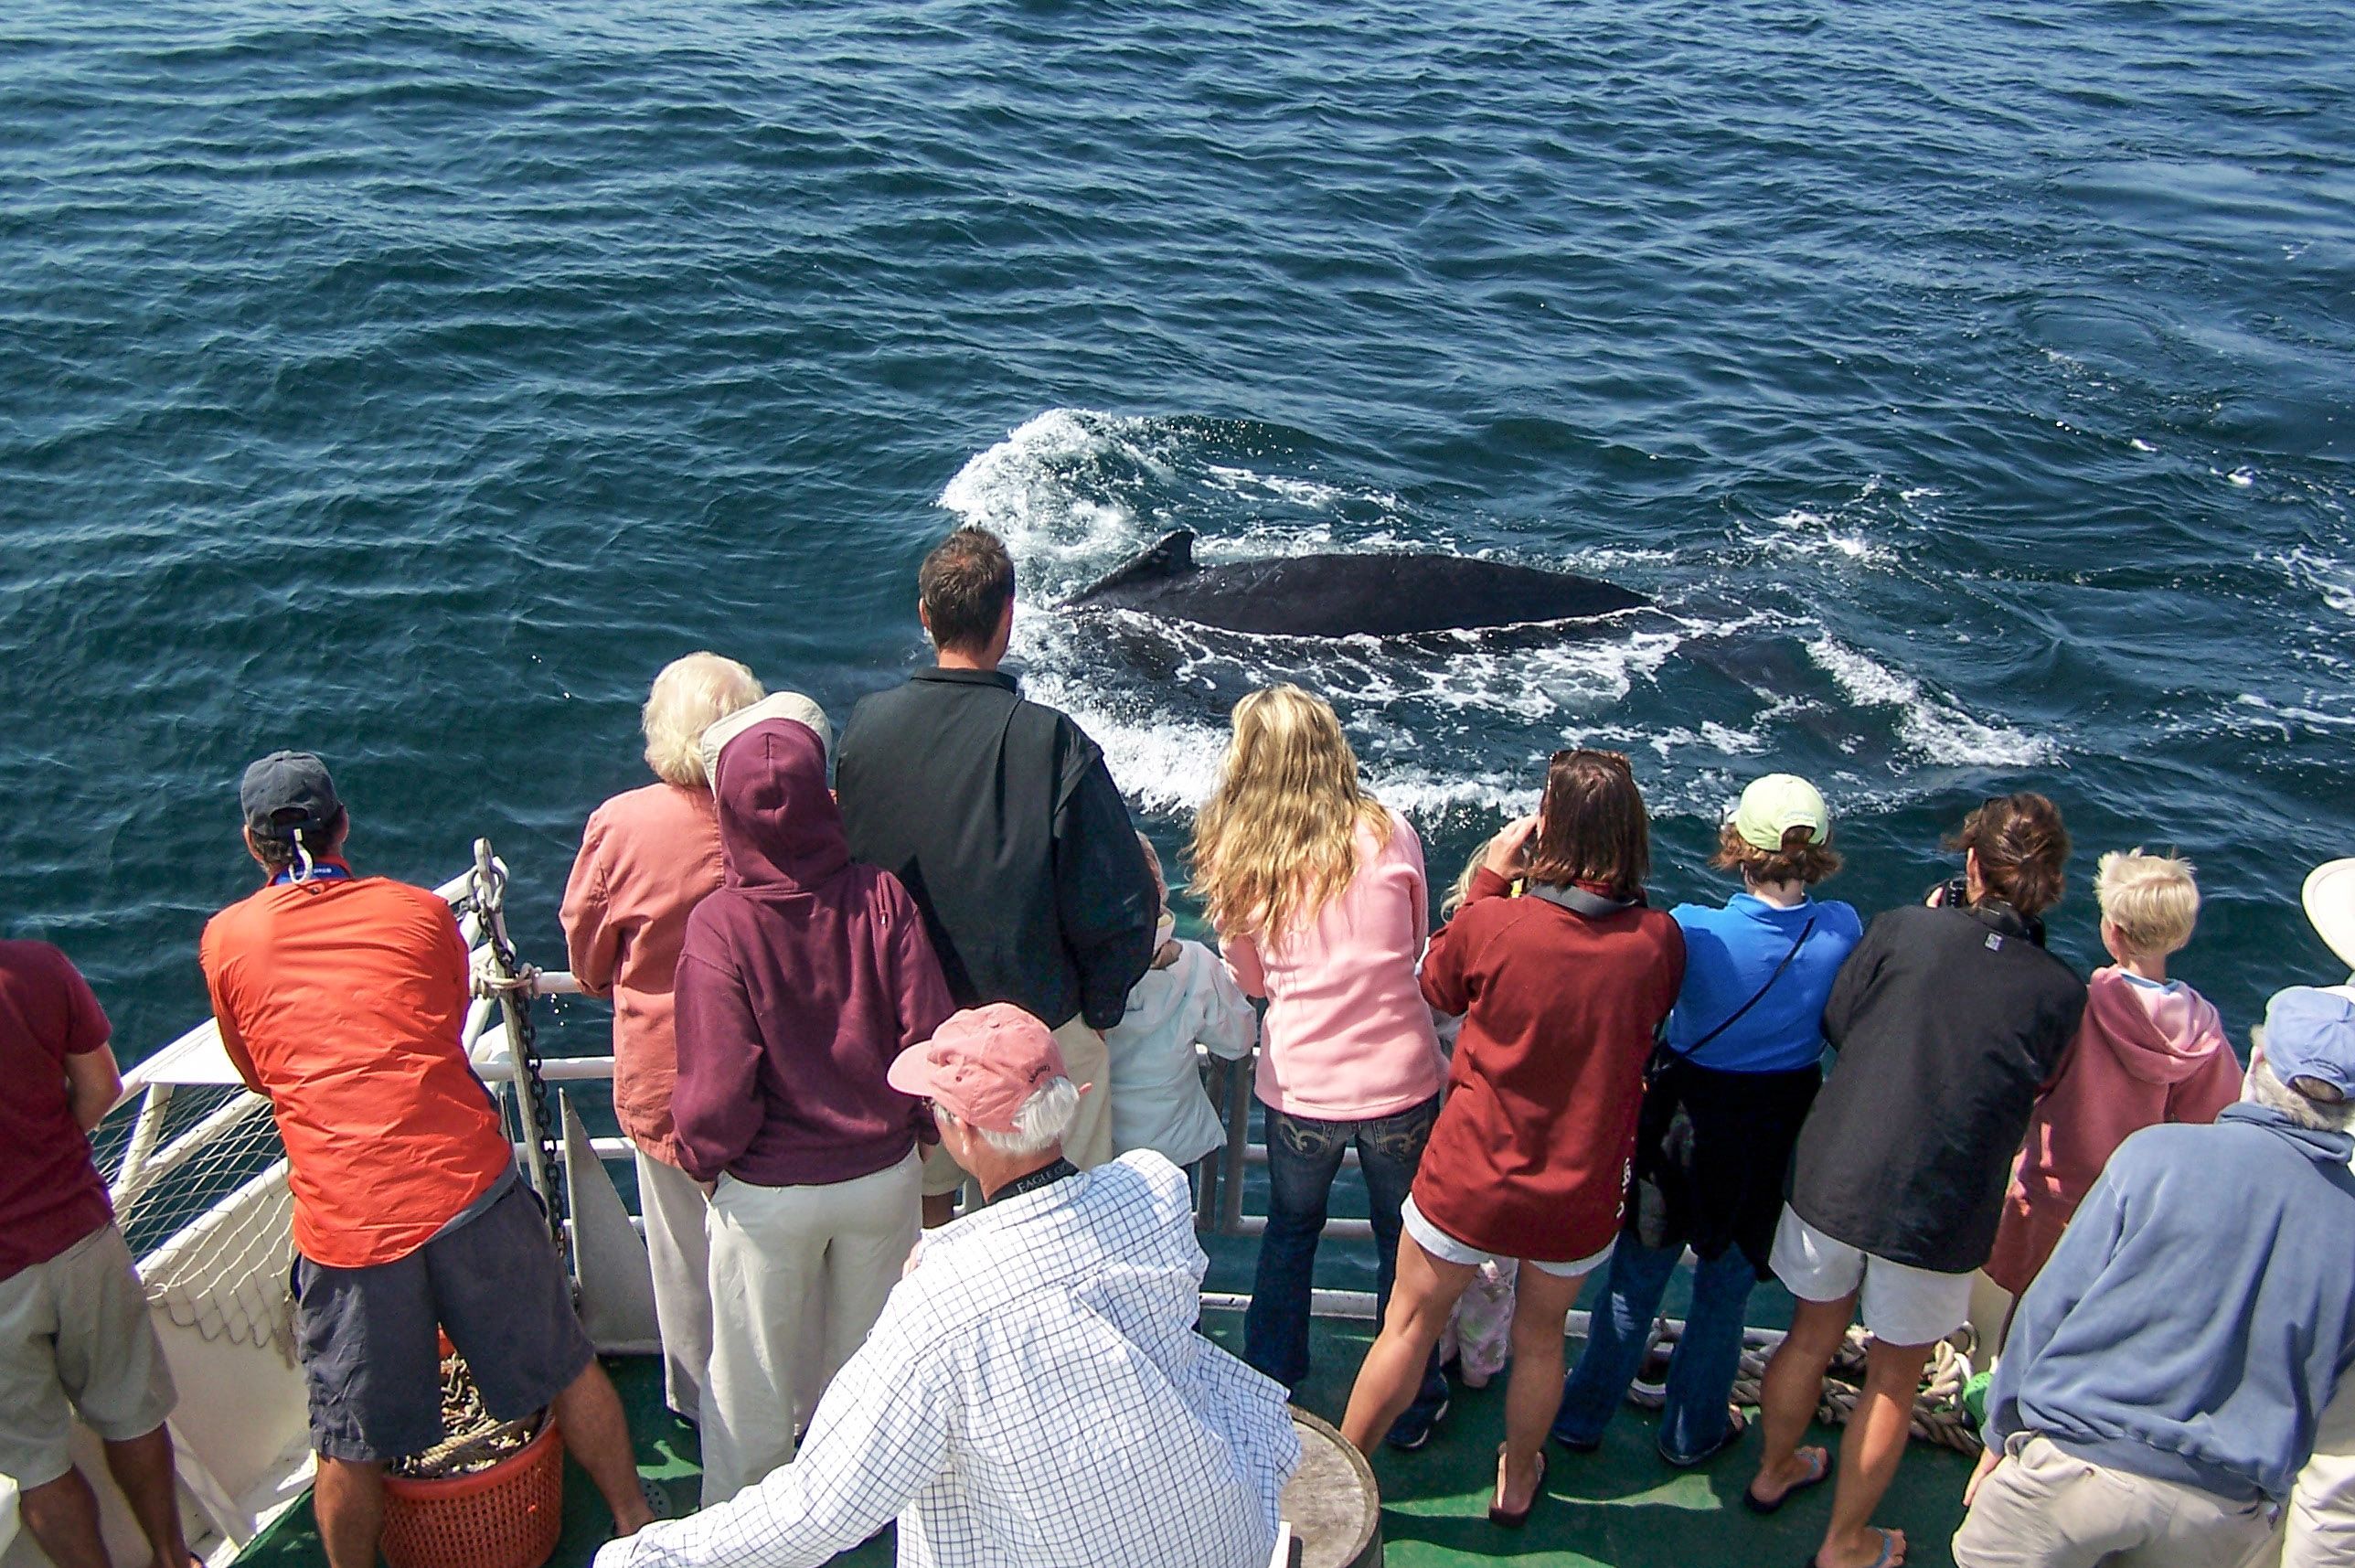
[671,717,954,1188]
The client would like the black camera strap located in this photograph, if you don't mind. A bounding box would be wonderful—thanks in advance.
[1647,914,1817,1083]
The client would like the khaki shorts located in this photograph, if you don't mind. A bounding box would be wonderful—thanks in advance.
[0,1224,177,1488]
[1769,1206,1974,1348]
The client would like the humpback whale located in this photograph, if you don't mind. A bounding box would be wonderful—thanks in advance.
[1067,529,1649,638]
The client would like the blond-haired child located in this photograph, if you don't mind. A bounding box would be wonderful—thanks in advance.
[1985,849,2243,1298]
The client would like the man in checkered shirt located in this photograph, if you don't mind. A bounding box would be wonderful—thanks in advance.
[598,1003,1300,1568]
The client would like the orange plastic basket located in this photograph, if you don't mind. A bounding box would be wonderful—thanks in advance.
[381,1420,566,1568]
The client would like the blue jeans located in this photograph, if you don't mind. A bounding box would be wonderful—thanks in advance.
[1552,1233,1755,1462]
[1244,1096,1447,1420]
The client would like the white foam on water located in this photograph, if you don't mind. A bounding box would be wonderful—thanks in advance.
[939,410,2071,823]
[2275,546,2355,620]
[1758,507,1896,567]
[1805,636,2059,768]
[2130,438,2158,453]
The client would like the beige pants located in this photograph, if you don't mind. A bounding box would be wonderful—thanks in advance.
[2264,1371,2355,1568]
[699,1147,921,1507]
[634,1148,712,1424]
[1954,1434,2275,1568]
[918,1016,1114,1200]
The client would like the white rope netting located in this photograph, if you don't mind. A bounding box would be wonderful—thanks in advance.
[98,1087,297,1360]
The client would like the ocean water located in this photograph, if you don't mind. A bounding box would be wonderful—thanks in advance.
[4,1,2350,1057]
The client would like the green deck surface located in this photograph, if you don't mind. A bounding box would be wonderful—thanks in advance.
[237,1309,1970,1567]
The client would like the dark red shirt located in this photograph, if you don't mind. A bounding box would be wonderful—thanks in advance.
[1413,869,1685,1263]
[1,941,115,1278]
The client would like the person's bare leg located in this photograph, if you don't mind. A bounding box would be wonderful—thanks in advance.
[1750,1292,1854,1506]
[1813,1339,1931,1568]
[17,1466,112,1568]
[1497,1264,1585,1514]
[102,1425,194,1568]
[312,1455,386,1568]
[552,1360,654,1535]
[1338,1236,1476,1454]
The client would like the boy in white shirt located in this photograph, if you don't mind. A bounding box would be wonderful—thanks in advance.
[1103,835,1256,1169]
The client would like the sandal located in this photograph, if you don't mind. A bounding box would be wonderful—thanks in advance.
[1804,1526,1902,1568]
[1662,1405,1748,1468]
[1743,1445,1829,1515]
[1487,1445,1548,1529]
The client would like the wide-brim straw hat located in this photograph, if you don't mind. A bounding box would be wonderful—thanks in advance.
[2306,859,2355,973]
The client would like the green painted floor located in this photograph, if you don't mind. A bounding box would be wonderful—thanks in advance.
[238,1309,1972,1567]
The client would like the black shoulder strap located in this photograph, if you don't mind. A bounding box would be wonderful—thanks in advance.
[1651,915,1816,1077]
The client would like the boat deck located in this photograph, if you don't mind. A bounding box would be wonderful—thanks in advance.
[229,1307,1972,1568]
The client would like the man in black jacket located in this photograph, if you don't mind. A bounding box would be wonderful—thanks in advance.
[837,526,1156,1220]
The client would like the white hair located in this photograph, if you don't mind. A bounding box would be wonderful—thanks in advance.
[943,1076,1081,1158]
[2246,1058,2355,1134]
[643,654,763,787]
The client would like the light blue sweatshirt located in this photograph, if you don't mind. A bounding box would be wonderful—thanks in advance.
[1987,1104,2355,1502]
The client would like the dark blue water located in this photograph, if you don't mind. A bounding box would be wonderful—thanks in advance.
[5,2,2351,1056]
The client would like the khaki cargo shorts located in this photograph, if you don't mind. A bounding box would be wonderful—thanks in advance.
[0,1223,176,1488]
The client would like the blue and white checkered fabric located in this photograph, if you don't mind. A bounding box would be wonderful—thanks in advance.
[598,1151,1299,1568]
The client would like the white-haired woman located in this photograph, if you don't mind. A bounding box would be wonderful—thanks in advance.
[560,651,762,1424]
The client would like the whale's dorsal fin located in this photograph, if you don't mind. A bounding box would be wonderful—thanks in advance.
[1072,529,1196,602]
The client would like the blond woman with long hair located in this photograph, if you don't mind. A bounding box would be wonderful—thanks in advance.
[1189,685,1451,1446]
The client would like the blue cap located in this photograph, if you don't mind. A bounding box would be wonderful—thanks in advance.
[2262,987,2355,1098]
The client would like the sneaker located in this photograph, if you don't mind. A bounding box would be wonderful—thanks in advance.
[1385,1395,1451,1451]
[1625,1336,1672,1411]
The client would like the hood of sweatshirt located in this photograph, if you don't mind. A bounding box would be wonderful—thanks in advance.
[709,718,850,894]
[2083,965,2231,1086]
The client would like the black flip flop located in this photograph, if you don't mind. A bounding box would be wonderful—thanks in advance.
[1742,1446,1829,1515]
[1488,1448,1548,1529]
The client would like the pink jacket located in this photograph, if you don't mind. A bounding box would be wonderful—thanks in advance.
[2012,967,2243,1214]
[561,782,725,1168]
[1220,814,1446,1121]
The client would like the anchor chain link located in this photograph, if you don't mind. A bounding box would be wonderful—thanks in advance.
[471,839,570,1268]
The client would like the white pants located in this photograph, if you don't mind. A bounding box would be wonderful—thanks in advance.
[918,1017,1114,1200]
[634,1148,713,1424]
[699,1148,921,1507]
[1953,1434,2274,1568]
[2265,1369,2355,1568]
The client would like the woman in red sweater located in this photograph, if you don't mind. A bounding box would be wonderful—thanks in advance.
[1339,750,1685,1525]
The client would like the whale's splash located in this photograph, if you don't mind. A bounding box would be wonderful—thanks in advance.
[939,409,2059,825]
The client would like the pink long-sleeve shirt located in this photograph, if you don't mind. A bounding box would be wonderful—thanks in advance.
[561,782,725,1168]
[1220,814,1446,1122]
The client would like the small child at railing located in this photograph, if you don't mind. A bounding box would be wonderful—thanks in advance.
[1429,832,1516,1389]
[1103,833,1257,1173]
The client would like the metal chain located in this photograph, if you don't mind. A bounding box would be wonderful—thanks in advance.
[472,839,570,1267]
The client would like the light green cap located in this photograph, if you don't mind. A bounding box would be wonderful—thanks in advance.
[1732,773,1830,851]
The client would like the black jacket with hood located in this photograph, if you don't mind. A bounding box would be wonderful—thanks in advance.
[836,667,1155,1032]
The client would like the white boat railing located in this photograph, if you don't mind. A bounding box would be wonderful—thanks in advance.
[40,846,1342,1568]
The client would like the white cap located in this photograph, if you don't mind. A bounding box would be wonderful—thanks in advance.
[2304,859,2355,974]
[699,692,832,785]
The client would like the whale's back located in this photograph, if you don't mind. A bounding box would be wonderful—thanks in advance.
[1071,533,1648,638]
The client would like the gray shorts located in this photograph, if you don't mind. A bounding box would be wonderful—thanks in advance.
[294,1179,592,1463]
[0,1223,177,1488]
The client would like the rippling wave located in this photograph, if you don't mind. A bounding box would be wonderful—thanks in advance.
[3,0,2350,1047]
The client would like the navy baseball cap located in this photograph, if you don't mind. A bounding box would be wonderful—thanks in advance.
[240,752,344,840]
[2263,987,2355,1099]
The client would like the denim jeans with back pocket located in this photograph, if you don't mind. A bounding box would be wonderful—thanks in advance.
[1243,1094,1447,1419]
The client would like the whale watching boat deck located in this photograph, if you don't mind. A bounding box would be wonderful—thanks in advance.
[20,844,1976,1568]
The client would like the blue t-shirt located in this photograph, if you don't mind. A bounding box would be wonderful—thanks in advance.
[1664,893,1864,1073]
